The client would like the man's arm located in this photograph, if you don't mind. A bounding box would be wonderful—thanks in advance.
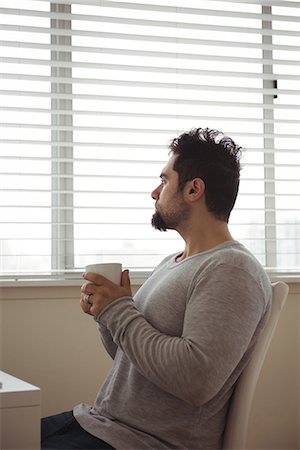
[95,322,118,360]
[79,265,266,405]
[82,266,269,406]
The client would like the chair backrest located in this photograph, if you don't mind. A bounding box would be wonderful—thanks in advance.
[222,281,289,450]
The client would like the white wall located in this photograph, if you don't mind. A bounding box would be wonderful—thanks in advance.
[1,282,299,449]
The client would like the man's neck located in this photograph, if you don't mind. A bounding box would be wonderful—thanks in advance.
[176,221,234,261]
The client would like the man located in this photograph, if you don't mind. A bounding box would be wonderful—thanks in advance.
[42,128,272,449]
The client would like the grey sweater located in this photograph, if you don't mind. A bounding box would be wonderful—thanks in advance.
[74,240,271,449]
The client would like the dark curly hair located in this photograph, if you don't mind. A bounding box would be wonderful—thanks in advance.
[170,128,243,222]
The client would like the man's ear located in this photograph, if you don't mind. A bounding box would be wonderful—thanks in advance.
[185,178,205,202]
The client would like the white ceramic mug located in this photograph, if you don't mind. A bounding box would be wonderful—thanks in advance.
[85,262,122,285]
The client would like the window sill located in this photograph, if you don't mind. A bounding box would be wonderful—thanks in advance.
[0,270,299,288]
[0,271,149,288]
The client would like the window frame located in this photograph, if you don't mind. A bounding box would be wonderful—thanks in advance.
[0,1,299,283]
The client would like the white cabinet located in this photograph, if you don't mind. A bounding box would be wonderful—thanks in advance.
[0,371,41,450]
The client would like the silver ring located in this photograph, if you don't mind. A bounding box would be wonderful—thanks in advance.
[85,293,93,305]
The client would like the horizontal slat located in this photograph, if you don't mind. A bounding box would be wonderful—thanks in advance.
[1,146,299,154]
[1,106,300,124]
[0,242,295,250]
[0,250,298,259]
[32,0,300,10]
[1,155,299,165]
[1,232,299,238]
[1,191,300,197]
[1,175,299,184]
[2,61,300,82]
[1,125,300,138]
[2,222,299,228]
[66,0,300,21]
[1,141,299,152]
[1,38,299,53]
[1,91,300,109]
[0,205,298,213]
[2,72,300,86]
[1,127,298,139]
[0,140,166,149]
[1,55,300,72]
[1,23,300,45]
[1,5,299,23]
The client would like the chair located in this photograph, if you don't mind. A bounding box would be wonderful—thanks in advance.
[222,281,289,450]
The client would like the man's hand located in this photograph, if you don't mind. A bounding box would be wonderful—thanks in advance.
[80,270,132,317]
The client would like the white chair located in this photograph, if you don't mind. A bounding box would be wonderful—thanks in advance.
[222,281,289,450]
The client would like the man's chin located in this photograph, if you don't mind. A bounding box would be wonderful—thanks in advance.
[151,213,167,232]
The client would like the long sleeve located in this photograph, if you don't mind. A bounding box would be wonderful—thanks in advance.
[96,264,270,406]
[74,241,272,450]
[95,321,118,360]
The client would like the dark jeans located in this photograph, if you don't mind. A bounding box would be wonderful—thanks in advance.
[41,410,115,450]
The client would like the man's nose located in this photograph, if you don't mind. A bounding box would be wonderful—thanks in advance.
[151,185,160,200]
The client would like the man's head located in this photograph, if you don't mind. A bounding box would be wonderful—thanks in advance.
[170,127,242,223]
[151,127,242,231]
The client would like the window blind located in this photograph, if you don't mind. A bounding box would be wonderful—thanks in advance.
[0,0,299,278]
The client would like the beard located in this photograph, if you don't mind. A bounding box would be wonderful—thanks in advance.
[151,197,190,232]
[151,210,169,232]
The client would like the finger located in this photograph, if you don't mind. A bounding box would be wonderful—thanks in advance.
[84,293,93,304]
[80,282,96,294]
[80,294,94,315]
[121,269,131,293]
[80,294,90,309]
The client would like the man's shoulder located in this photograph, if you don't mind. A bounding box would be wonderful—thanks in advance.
[199,241,271,296]
[203,240,261,268]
